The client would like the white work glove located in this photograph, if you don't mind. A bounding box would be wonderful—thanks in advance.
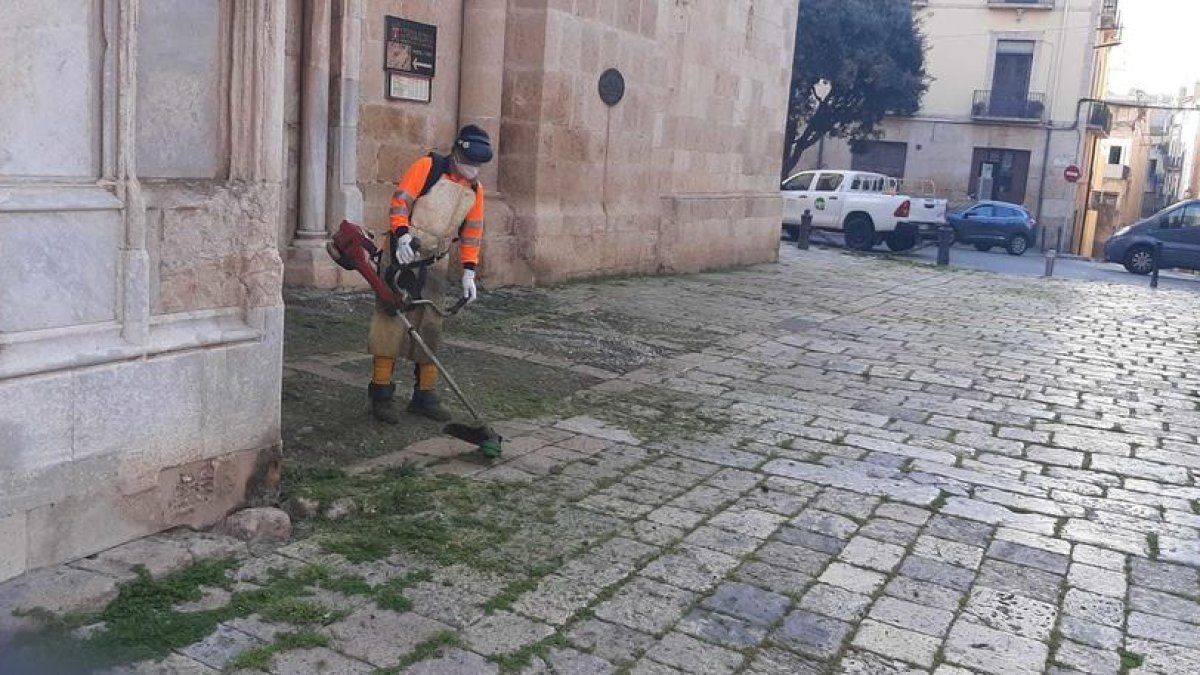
[394,232,417,265]
[462,268,478,303]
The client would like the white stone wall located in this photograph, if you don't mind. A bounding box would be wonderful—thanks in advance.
[0,0,288,582]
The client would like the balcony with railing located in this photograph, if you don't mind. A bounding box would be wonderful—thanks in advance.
[1087,103,1112,134]
[1166,155,1185,171]
[988,0,1055,8]
[1101,0,1120,29]
[972,90,1046,122]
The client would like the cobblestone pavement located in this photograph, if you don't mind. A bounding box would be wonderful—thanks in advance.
[5,245,1200,675]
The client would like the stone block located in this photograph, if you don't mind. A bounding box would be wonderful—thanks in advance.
[0,374,73,477]
[645,632,744,674]
[137,0,223,179]
[594,577,695,634]
[178,623,265,670]
[268,647,375,674]
[944,620,1048,675]
[0,209,119,333]
[72,353,205,465]
[0,0,100,177]
[568,619,655,666]
[798,583,872,622]
[770,610,851,659]
[0,565,118,618]
[404,649,498,675]
[201,332,284,457]
[0,512,26,581]
[641,545,739,592]
[851,619,941,668]
[701,581,790,626]
[327,607,452,667]
[25,489,162,570]
[964,587,1058,640]
[869,597,954,637]
[463,610,554,657]
[817,562,886,595]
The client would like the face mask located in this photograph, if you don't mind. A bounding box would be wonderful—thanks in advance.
[454,161,480,182]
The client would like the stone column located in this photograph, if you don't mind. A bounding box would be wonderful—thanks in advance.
[327,0,364,234]
[286,0,337,286]
[118,0,150,345]
[458,0,507,189]
[297,0,331,241]
[459,0,533,285]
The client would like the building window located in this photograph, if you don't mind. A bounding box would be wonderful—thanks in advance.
[850,141,909,178]
[990,40,1035,117]
[969,148,1031,204]
[1090,191,1119,209]
[1108,146,1123,165]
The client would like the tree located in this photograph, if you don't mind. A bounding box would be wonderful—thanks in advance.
[782,0,929,177]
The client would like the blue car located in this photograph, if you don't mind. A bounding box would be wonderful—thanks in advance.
[947,201,1036,256]
[1105,199,1200,274]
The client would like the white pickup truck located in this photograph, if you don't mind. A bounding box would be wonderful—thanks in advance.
[781,170,947,251]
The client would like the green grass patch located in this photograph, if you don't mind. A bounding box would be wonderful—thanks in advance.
[373,569,434,612]
[482,563,558,614]
[15,560,354,671]
[928,492,948,511]
[288,465,560,573]
[1119,648,1144,671]
[226,629,329,672]
[370,631,463,674]
[492,632,569,673]
[1147,533,1160,560]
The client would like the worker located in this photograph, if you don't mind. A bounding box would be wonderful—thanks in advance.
[367,125,492,424]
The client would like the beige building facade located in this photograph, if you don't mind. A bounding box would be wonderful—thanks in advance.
[800,0,1118,249]
[0,0,798,582]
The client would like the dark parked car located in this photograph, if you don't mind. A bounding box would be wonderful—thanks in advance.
[1105,199,1200,274]
[947,201,1035,256]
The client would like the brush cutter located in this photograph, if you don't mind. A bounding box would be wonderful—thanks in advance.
[326,220,504,458]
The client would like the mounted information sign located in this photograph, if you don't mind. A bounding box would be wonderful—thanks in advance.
[387,72,431,103]
[385,17,437,78]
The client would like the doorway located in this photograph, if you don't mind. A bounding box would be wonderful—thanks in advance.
[969,148,1031,205]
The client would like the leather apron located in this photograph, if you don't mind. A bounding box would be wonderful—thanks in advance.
[368,175,477,364]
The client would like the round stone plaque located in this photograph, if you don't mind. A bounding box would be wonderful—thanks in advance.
[598,68,625,107]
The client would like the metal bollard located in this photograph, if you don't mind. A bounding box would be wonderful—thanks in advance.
[1151,241,1163,289]
[936,224,953,266]
[1044,247,1057,278]
[797,210,813,250]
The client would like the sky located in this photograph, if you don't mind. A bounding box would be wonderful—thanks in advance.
[1105,0,1200,98]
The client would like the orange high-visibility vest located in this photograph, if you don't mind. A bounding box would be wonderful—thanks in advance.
[389,155,485,267]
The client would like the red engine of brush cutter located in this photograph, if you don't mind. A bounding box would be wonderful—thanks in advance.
[326,220,406,309]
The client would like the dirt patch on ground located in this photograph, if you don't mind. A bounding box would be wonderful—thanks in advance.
[283,348,597,467]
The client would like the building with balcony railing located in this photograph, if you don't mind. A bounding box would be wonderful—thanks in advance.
[971,90,1046,122]
[797,0,1115,252]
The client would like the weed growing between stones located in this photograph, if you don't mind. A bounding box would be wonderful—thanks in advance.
[372,631,462,674]
[225,629,329,672]
[12,559,429,671]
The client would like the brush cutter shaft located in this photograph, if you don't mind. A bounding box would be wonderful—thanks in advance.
[392,309,485,423]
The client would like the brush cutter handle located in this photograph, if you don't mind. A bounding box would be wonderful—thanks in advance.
[404,297,469,317]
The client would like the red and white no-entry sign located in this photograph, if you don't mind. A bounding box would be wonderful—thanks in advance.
[1064,165,1081,183]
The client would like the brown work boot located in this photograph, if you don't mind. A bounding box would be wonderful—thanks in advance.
[368,383,400,424]
[408,389,452,422]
